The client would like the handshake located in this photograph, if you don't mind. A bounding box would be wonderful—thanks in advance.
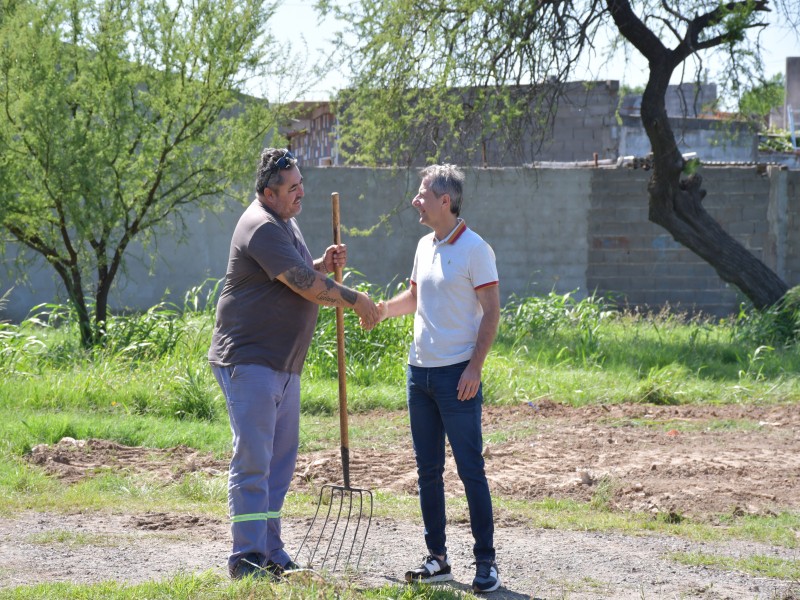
[353,294,388,331]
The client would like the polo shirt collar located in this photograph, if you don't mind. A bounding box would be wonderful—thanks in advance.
[435,218,467,246]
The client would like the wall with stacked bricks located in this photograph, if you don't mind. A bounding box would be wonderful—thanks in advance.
[786,172,800,287]
[540,81,619,163]
[586,167,785,315]
[3,166,798,322]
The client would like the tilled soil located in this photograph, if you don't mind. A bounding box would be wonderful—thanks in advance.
[3,401,800,599]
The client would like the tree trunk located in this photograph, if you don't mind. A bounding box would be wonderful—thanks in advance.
[607,0,789,311]
[95,280,110,341]
[640,78,788,311]
[54,262,94,348]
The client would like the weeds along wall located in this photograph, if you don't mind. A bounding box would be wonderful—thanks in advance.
[2,166,798,322]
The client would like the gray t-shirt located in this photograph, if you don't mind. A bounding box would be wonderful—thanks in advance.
[208,199,319,374]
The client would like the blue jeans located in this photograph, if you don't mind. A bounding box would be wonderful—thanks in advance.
[407,361,495,563]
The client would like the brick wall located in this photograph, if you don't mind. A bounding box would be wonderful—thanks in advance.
[3,167,798,322]
[587,168,781,315]
[538,81,620,163]
[288,82,758,168]
[288,82,623,167]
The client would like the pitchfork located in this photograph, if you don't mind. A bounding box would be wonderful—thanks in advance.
[296,192,373,573]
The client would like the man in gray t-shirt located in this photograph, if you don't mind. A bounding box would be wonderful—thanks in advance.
[208,148,379,580]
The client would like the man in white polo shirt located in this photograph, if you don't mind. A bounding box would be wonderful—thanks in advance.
[375,164,501,593]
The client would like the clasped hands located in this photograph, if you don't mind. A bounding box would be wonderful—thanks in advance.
[355,296,387,331]
[320,244,387,330]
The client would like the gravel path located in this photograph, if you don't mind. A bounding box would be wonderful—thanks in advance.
[1,511,797,599]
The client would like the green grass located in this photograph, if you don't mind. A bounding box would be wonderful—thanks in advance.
[1,282,800,597]
[668,551,800,580]
[599,416,767,433]
[0,571,478,600]
[26,530,123,548]
[492,496,800,548]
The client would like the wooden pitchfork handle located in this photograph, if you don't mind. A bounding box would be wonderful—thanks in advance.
[331,192,351,489]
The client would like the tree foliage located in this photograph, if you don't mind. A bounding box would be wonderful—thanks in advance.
[0,0,294,347]
[738,73,785,122]
[321,0,797,309]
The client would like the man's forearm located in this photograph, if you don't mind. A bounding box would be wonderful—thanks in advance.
[469,284,501,370]
[469,316,499,371]
[279,264,359,307]
[385,287,417,318]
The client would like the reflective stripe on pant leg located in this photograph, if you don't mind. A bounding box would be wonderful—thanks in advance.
[231,511,280,523]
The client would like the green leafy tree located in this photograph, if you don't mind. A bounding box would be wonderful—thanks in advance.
[320,0,797,310]
[739,73,785,122]
[0,0,295,347]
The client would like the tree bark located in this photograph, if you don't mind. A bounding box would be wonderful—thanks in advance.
[61,263,94,348]
[608,0,788,310]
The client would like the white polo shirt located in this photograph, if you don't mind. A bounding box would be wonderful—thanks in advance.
[408,219,499,368]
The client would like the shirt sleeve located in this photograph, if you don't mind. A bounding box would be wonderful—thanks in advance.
[469,241,499,290]
[248,221,308,280]
[410,245,420,286]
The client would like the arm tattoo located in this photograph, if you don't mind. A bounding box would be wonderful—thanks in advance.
[285,265,316,290]
[316,290,337,303]
[316,279,357,306]
[316,278,337,303]
[339,284,357,305]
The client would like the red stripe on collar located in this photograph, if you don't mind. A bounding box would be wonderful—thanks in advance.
[447,220,467,244]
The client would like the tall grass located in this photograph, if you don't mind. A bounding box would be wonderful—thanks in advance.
[303,275,411,386]
[1,277,799,457]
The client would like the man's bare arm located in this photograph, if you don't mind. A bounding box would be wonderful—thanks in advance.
[377,285,417,322]
[457,283,500,401]
[279,264,358,307]
[469,284,501,371]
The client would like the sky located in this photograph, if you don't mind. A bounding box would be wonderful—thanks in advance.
[270,1,800,103]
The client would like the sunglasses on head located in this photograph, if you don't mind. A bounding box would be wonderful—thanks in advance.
[265,150,297,189]
[273,150,296,170]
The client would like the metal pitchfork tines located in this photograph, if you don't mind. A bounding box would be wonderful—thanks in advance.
[296,192,373,573]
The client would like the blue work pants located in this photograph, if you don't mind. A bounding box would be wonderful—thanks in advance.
[212,363,300,570]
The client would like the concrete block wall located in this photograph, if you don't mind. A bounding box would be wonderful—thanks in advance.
[539,81,620,162]
[622,83,718,119]
[2,203,246,321]
[786,171,800,287]
[298,167,590,301]
[618,116,757,162]
[2,166,797,323]
[587,167,776,315]
[664,83,718,118]
[464,168,590,297]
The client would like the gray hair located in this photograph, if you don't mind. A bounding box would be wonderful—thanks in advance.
[255,147,297,194]
[420,164,465,216]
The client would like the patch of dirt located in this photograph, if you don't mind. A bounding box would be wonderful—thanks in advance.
[295,401,800,521]
[27,439,227,485]
[5,402,800,599]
